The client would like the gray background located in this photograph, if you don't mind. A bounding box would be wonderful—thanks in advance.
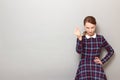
[0,0,119,80]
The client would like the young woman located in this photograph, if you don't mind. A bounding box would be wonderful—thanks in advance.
[74,16,114,80]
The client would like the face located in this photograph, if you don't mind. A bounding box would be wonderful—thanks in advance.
[84,22,96,36]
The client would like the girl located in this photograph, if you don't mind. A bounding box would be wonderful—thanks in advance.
[74,16,114,80]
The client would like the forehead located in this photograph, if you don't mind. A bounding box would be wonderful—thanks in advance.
[85,22,95,28]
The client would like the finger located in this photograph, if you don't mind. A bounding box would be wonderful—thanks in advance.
[95,57,98,59]
[95,60,102,64]
[94,59,99,63]
[94,59,98,63]
[74,27,78,34]
[95,57,99,60]
[75,27,79,32]
[76,27,80,32]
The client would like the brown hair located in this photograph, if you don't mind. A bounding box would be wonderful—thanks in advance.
[84,16,96,25]
[83,16,96,36]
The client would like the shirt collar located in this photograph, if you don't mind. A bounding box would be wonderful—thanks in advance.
[85,33,96,39]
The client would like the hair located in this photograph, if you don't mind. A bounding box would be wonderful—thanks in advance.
[84,16,96,25]
[83,16,96,36]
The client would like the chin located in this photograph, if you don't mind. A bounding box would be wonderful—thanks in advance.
[88,33,94,36]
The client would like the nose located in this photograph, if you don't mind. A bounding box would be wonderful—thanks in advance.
[89,29,92,32]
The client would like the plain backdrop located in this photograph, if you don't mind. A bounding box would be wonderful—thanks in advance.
[0,0,120,80]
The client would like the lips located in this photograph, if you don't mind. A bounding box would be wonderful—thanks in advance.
[88,32,94,36]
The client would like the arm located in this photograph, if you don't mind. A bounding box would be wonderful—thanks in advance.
[74,26,83,54]
[101,35,114,64]
[76,38,83,54]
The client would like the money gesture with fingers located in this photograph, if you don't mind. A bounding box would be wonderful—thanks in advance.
[74,25,82,41]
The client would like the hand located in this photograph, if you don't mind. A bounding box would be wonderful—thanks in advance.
[94,57,103,65]
[74,25,82,40]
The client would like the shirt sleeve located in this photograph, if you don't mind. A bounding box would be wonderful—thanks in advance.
[76,38,83,54]
[101,35,114,64]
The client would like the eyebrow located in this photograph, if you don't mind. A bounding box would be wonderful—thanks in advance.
[86,26,95,28]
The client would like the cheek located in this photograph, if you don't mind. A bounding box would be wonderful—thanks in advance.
[92,28,96,32]
[85,28,89,32]
[86,29,91,33]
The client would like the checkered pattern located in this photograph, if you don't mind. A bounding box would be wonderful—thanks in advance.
[75,34,114,80]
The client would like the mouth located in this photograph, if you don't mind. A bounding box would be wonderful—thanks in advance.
[89,32,93,34]
[88,32,94,35]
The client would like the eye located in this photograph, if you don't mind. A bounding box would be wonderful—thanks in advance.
[91,27,94,29]
[86,27,89,29]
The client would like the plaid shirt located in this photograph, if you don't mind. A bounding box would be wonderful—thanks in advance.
[75,34,114,80]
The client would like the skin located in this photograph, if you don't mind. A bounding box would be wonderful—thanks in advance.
[74,22,103,65]
[85,22,96,36]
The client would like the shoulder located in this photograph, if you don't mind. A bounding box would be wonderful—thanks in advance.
[96,34,107,42]
[96,34,104,38]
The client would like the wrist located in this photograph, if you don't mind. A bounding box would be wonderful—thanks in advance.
[77,35,82,41]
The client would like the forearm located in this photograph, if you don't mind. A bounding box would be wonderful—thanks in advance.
[76,38,83,54]
[101,35,114,64]
[101,50,114,64]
